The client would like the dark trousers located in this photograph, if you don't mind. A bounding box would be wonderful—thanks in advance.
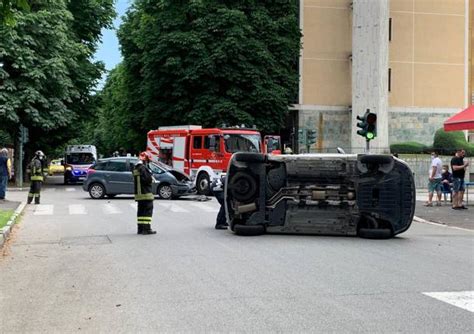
[214,190,227,227]
[137,200,153,225]
[28,181,42,204]
[0,175,7,199]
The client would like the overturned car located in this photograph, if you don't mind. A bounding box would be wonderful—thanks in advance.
[225,153,415,238]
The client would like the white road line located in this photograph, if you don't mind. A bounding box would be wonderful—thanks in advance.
[33,204,54,216]
[423,291,474,313]
[413,216,474,233]
[69,204,87,215]
[103,203,122,214]
[188,202,219,213]
[65,188,76,192]
[156,202,190,213]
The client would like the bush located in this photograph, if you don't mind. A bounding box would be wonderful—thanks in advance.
[432,128,474,156]
[390,141,429,154]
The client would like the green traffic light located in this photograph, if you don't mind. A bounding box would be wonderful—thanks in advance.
[366,132,375,140]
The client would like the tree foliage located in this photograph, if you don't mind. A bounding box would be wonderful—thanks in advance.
[0,0,114,158]
[111,0,300,151]
[0,0,29,25]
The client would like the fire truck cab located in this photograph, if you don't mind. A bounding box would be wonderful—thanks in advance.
[147,125,281,195]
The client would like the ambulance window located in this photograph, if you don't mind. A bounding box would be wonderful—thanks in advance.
[193,136,202,149]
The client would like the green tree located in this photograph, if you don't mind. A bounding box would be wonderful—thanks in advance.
[0,0,29,25]
[116,0,300,150]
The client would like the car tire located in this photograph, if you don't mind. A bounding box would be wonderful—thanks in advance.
[228,171,258,202]
[89,183,105,199]
[234,224,265,236]
[358,228,393,239]
[234,153,265,163]
[158,184,173,200]
[196,173,210,196]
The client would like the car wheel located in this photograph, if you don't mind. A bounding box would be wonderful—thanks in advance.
[196,173,210,195]
[234,224,265,236]
[89,183,105,199]
[158,184,173,200]
[228,171,258,202]
[358,228,393,239]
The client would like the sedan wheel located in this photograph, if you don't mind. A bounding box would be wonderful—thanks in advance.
[89,183,105,199]
[158,184,173,200]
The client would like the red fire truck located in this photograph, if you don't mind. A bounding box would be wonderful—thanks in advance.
[146,125,281,195]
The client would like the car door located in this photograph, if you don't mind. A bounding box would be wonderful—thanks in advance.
[104,160,130,194]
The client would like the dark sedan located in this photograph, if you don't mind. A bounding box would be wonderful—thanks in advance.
[82,157,195,199]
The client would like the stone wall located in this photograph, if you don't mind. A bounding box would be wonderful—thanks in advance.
[388,107,460,146]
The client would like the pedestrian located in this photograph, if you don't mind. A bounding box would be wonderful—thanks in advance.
[133,151,157,235]
[0,148,12,200]
[425,151,442,207]
[27,150,46,204]
[451,148,469,210]
[441,164,453,202]
[211,176,228,230]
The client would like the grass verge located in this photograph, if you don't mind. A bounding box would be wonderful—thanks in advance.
[0,209,14,229]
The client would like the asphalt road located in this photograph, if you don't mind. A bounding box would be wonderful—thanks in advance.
[0,177,473,333]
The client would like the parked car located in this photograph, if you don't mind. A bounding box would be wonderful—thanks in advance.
[225,153,415,238]
[82,157,195,199]
[48,159,65,176]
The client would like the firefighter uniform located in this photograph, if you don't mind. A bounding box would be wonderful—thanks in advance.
[211,176,228,229]
[133,159,156,235]
[28,151,46,204]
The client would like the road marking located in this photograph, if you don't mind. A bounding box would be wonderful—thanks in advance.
[130,202,137,210]
[103,204,122,214]
[156,202,190,213]
[423,291,474,313]
[69,204,87,215]
[188,202,219,213]
[413,216,474,233]
[65,188,76,192]
[33,204,54,216]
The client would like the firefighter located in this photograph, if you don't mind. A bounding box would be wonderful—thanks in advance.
[27,150,46,204]
[133,151,157,235]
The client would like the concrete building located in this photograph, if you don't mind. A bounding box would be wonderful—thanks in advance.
[295,0,473,153]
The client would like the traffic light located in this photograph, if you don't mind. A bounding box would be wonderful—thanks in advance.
[298,128,307,145]
[306,129,317,145]
[356,110,377,141]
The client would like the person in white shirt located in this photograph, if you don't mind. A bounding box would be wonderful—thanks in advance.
[425,151,443,207]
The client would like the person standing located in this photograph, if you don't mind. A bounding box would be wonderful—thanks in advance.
[133,151,157,235]
[425,151,443,207]
[27,150,46,204]
[451,149,469,210]
[0,148,12,200]
[211,176,228,230]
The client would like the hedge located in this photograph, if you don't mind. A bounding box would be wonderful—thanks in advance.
[390,141,429,154]
[432,129,474,156]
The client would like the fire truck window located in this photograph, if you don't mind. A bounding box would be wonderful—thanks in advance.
[204,136,221,152]
[193,136,203,149]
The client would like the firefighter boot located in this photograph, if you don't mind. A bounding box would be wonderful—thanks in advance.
[27,195,33,204]
[35,196,40,205]
[141,224,157,235]
[137,224,143,235]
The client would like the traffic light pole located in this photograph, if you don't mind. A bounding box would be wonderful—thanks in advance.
[366,139,370,153]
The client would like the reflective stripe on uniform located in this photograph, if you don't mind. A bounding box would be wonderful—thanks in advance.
[137,216,152,221]
[135,193,154,201]
[31,176,43,181]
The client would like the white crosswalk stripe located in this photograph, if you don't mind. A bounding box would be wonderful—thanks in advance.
[65,188,76,192]
[188,202,219,213]
[33,204,54,216]
[103,203,122,214]
[156,202,190,213]
[69,204,87,215]
[423,291,474,313]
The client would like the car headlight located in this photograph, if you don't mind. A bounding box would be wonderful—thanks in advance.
[66,167,72,171]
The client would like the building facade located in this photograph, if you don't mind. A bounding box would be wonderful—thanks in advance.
[295,0,473,153]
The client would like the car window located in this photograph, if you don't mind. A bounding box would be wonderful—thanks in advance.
[106,161,127,172]
[149,163,164,174]
[92,162,108,170]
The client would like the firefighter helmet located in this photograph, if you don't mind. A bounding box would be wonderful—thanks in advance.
[35,150,45,158]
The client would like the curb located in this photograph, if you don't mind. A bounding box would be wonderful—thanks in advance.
[413,215,474,232]
[0,202,27,249]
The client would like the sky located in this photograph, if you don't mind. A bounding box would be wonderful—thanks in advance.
[93,0,131,88]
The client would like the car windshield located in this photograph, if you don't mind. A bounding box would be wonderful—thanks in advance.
[152,161,173,171]
[65,153,95,165]
[224,134,261,153]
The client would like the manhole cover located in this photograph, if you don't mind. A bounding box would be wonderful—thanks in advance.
[60,235,111,246]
